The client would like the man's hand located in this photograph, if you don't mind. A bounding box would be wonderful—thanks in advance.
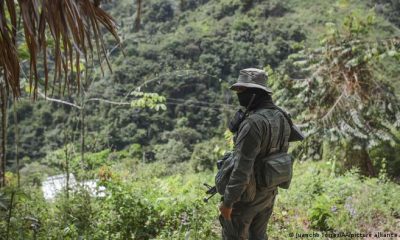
[219,203,232,220]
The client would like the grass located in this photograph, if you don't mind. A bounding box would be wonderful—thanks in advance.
[128,159,400,239]
[2,152,400,239]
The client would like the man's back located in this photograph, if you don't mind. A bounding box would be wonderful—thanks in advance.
[220,105,291,240]
[219,68,298,240]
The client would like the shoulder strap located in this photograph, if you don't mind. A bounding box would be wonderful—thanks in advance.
[260,105,305,142]
[279,113,291,152]
[252,107,291,155]
[268,105,294,128]
[268,111,282,154]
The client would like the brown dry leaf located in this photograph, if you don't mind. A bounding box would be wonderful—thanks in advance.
[0,0,121,99]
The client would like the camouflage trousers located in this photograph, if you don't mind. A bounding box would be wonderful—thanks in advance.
[219,188,278,240]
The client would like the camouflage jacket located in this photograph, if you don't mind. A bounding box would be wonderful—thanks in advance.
[223,103,290,208]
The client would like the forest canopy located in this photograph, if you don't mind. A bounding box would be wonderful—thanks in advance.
[0,0,400,239]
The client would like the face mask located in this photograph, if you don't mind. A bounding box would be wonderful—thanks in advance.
[237,91,255,107]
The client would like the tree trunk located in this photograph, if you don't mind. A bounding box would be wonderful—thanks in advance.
[361,144,376,177]
[344,139,376,177]
[65,143,69,200]
[135,0,142,31]
[180,0,186,10]
[13,102,20,187]
[0,83,7,187]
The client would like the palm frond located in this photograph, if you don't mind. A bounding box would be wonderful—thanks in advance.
[0,0,20,97]
[0,0,121,99]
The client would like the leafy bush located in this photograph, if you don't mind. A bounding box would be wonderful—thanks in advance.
[190,138,227,172]
[145,1,175,23]
[2,158,400,239]
[154,139,191,163]
[369,129,400,179]
[180,0,210,11]
[261,0,289,18]
[128,143,143,159]
[50,187,98,239]
[161,127,202,150]
[308,194,335,231]
[98,181,160,239]
[272,161,400,237]
[213,2,240,19]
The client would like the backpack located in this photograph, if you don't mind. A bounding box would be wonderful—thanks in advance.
[214,106,301,200]
[255,152,293,189]
[253,107,293,189]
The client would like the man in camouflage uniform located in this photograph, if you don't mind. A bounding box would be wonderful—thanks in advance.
[218,68,291,240]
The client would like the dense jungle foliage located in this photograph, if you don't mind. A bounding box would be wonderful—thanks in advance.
[5,0,400,177]
[2,157,400,239]
[1,0,400,239]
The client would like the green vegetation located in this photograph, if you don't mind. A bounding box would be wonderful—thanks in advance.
[1,152,399,239]
[5,0,400,178]
[1,0,400,239]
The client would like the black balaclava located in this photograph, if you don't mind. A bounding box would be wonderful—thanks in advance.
[237,88,272,110]
[229,88,272,133]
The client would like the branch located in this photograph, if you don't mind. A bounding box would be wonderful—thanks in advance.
[321,92,345,122]
[85,98,131,105]
[37,91,82,109]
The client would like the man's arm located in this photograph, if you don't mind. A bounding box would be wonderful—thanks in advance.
[223,118,262,208]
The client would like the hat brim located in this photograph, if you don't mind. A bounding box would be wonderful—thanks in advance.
[230,83,272,93]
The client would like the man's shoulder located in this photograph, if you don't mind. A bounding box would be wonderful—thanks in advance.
[248,108,276,122]
[247,107,291,129]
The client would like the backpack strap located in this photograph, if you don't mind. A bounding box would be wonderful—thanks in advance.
[268,111,282,154]
[279,113,291,152]
[251,107,291,155]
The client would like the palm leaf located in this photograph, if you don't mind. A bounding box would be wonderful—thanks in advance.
[0,0,121,99]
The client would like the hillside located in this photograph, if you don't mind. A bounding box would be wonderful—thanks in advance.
[3,152,400,239]
[6,0,400,166]
[1,0,400,239]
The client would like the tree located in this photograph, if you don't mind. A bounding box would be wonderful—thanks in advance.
[0,0,120,187]
[287,13,400,176]
[0,0,120,98]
